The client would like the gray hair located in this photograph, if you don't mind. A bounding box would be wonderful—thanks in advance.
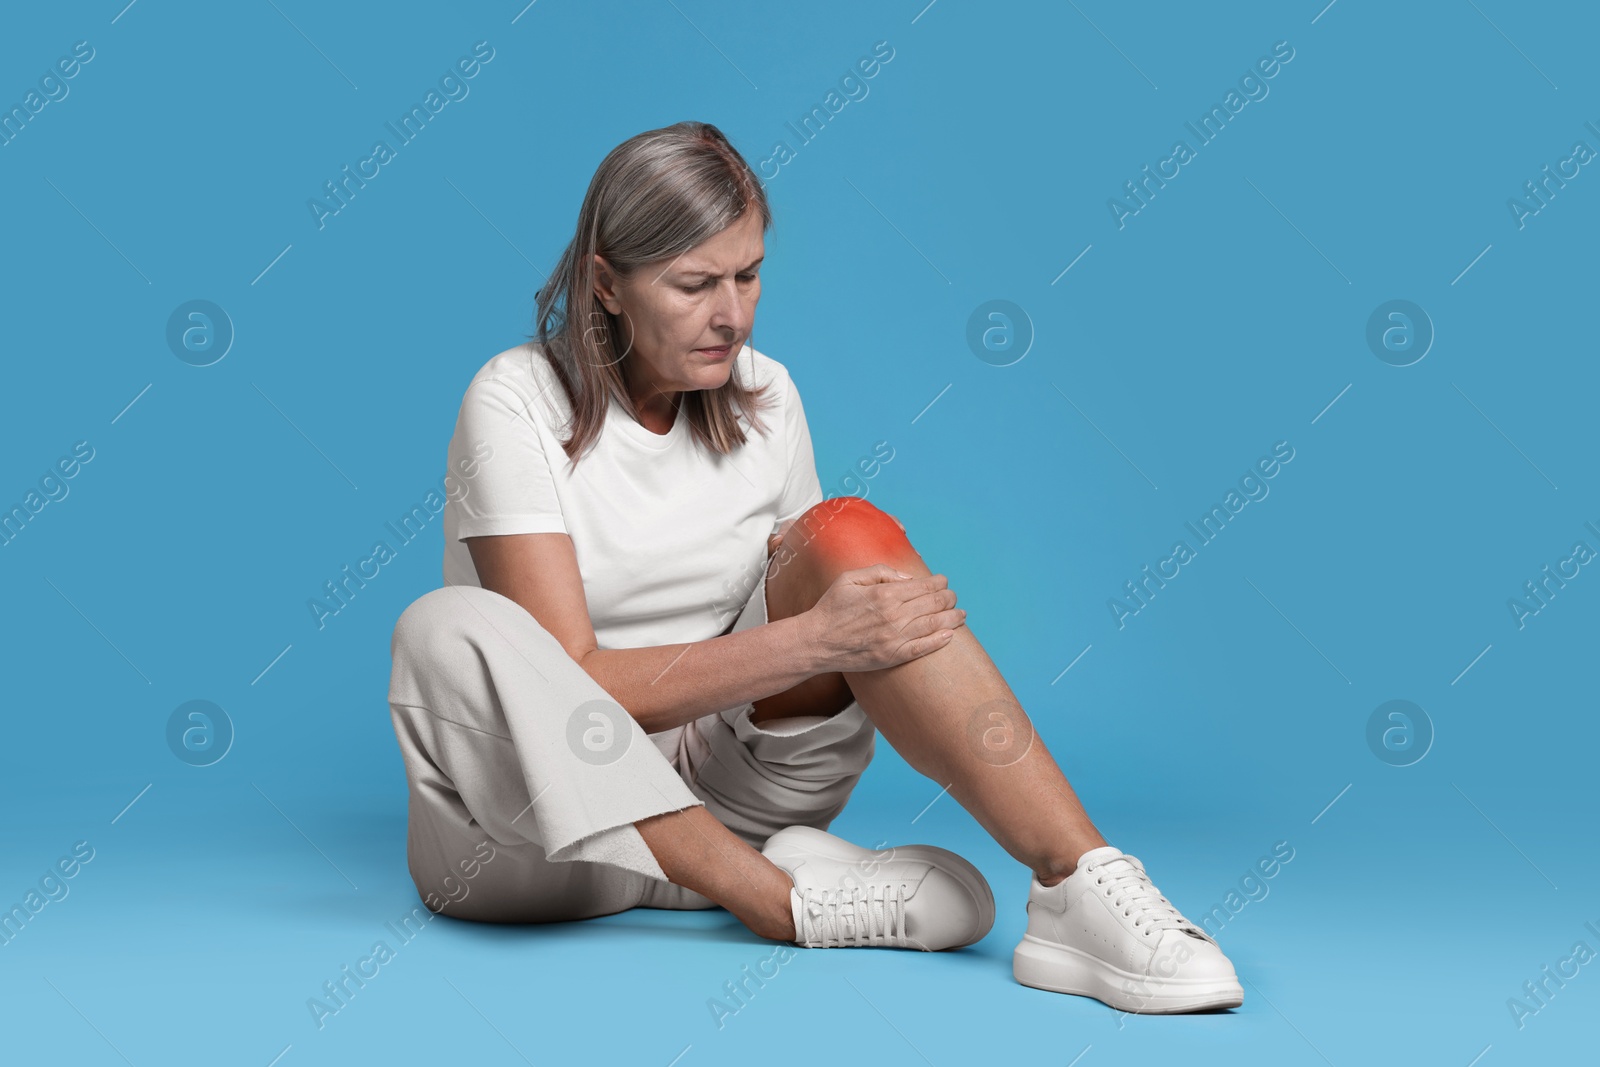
[529,121,776,467]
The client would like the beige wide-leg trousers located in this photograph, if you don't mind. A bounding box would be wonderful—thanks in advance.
[386,568,876,923]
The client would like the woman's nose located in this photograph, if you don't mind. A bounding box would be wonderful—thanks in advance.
[709,280,751,333]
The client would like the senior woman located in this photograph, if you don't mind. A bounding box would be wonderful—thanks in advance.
[386,121,1242,1013]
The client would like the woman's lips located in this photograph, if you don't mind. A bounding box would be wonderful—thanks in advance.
[696,344,733,358]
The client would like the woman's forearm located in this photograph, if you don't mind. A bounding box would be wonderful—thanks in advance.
[576,613,825,735]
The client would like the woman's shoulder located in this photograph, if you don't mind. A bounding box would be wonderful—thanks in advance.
[739,344,794,395]
[459,342,569,420]
[464,340,558,388]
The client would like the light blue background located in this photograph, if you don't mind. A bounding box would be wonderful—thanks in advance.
[2,1,1595,1063]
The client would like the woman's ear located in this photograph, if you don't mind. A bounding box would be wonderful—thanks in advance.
[591,254,622,314]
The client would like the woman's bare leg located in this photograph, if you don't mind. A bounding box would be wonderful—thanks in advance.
[840,612,1107,886]
[756,498,1106,887]
[632,494,1101,940]
[633,805,795,940]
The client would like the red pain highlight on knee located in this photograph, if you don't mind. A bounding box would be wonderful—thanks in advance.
[793,497,912,566]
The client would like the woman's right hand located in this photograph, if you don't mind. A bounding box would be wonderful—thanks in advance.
[801,564,966,673]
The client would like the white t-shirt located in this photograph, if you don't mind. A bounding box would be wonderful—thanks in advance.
[440,341,825,768]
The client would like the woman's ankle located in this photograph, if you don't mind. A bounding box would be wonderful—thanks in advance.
[1033,833,1110,886]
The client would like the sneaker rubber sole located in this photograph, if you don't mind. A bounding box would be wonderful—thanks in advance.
[764,825,996,949]
[1013,934,1245,1013]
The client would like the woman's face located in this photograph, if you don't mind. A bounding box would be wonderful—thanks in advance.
[592,209,764,401]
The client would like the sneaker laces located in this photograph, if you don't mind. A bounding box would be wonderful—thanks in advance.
[796,883,909,947]
[1085,856,1201,940]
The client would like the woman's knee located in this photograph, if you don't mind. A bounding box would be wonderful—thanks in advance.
[772,498,919,602]
[390,584,546,670]
[790,497,913,564]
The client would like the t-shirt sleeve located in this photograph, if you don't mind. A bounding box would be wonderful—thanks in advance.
[449,376,569,538]
[774,369,825,526]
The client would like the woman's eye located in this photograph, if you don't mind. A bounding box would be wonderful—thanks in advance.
[682,274,756,293]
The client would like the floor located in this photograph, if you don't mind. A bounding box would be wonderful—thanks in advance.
[7,745,1591,1066]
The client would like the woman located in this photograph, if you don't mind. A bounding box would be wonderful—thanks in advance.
[387,121,1242,1014]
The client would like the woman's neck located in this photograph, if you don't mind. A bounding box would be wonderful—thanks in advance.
[621,360,680,435]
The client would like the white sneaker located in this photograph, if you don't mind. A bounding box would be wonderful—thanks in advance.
[761,825,995,950]
[1013,846,1243,1013]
